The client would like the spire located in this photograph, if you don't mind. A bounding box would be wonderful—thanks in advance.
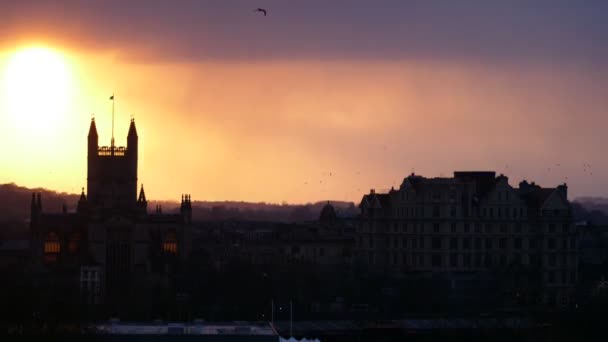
[77,187,88,214]
[88,118,98,138]
[138,184,147,202]
[128,118,138,138]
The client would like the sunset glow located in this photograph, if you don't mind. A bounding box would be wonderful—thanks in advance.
[0,2,606,204]
[2,47,72,138]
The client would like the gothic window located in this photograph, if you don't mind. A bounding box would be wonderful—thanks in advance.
[68,231,82,254]
[44,232,61,263]
[163,230,178,255]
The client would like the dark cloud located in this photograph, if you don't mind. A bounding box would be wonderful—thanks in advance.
[1,0,607,64]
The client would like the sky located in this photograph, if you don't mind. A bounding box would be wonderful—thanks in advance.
[0,0,607,204]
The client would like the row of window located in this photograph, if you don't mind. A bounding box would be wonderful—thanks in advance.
[43,231,178,263]
[360,235,577,251]
[393,205,531,219]
[361,251,577,273]
[400,189,513,202]
[359,221,573,235]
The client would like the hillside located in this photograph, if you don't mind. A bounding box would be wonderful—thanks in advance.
[0,183,359,236]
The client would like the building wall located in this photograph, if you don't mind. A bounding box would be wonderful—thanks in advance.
[356,172,578,308]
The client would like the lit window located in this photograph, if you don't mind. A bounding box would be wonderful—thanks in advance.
[44,232,60,253]
[163,231,178,254]
[44,232,61,262]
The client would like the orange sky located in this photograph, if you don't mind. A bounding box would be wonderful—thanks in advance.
[0,2,607,204]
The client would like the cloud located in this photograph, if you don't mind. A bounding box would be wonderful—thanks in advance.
[1,0,607,64]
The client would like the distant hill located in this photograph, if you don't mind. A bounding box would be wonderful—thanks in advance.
[573,197,608,225]
[0,183,359,236]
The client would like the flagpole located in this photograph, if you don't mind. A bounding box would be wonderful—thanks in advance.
[111,93,115,150]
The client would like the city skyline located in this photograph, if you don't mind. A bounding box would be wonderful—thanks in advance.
[1,1,607,203]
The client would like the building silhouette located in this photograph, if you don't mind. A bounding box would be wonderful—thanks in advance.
[357,171,577,308]
[29,118,192,315]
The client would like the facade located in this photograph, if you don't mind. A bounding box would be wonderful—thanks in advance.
[357,171,578,308]
[29,118,192,312]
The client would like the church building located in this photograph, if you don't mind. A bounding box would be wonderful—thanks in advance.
[29,118,192,315]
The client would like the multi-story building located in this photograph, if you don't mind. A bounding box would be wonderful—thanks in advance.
[29,118,192,315]
[357,171,577,308]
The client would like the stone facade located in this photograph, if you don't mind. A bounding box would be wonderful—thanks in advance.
[357,171,577,308]
[29,119,192,312]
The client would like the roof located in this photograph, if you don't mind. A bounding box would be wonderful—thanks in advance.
[90,322,276,335]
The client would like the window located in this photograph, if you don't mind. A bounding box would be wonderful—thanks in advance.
[514,238,522,250]
[463,238,471,249]
[394,239,399,249]
[475,254,482,267]
[549,254,557,266]
[548,238,556,250]
[432,254,442,267]
[463,254,472,267]
[450,206,456,217]
[451,223,457,233]
[68,231,81,254]
[500,224,507,234]
[450,238,458,250]
[499,238,506,249]
[514,223,522,234]
[464,223,470,233]
[485,224,492,234]
[163,231,178,254]
[475,238,482,250]
[530,253,540,266]
[529,238,538,249]
[562,224,569,234]
[485,238,492,249]
[433,206,440,218]
[44,232,61,263]
[548,224,556,233]
[402,237,407,249]
[433,223,440,233]
[432,237,442,249]
[419,237,425,249]
[450,254,458,267]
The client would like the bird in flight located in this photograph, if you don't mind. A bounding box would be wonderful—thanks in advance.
[254,8,267,16]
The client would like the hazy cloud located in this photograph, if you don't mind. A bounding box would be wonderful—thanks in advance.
[1,0,607,64]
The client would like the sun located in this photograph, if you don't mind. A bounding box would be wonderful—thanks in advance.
[2,47,72,138]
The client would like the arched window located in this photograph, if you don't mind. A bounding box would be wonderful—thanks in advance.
[68,231,81,254]
[163,231,178,255]
[44,232,61,262]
